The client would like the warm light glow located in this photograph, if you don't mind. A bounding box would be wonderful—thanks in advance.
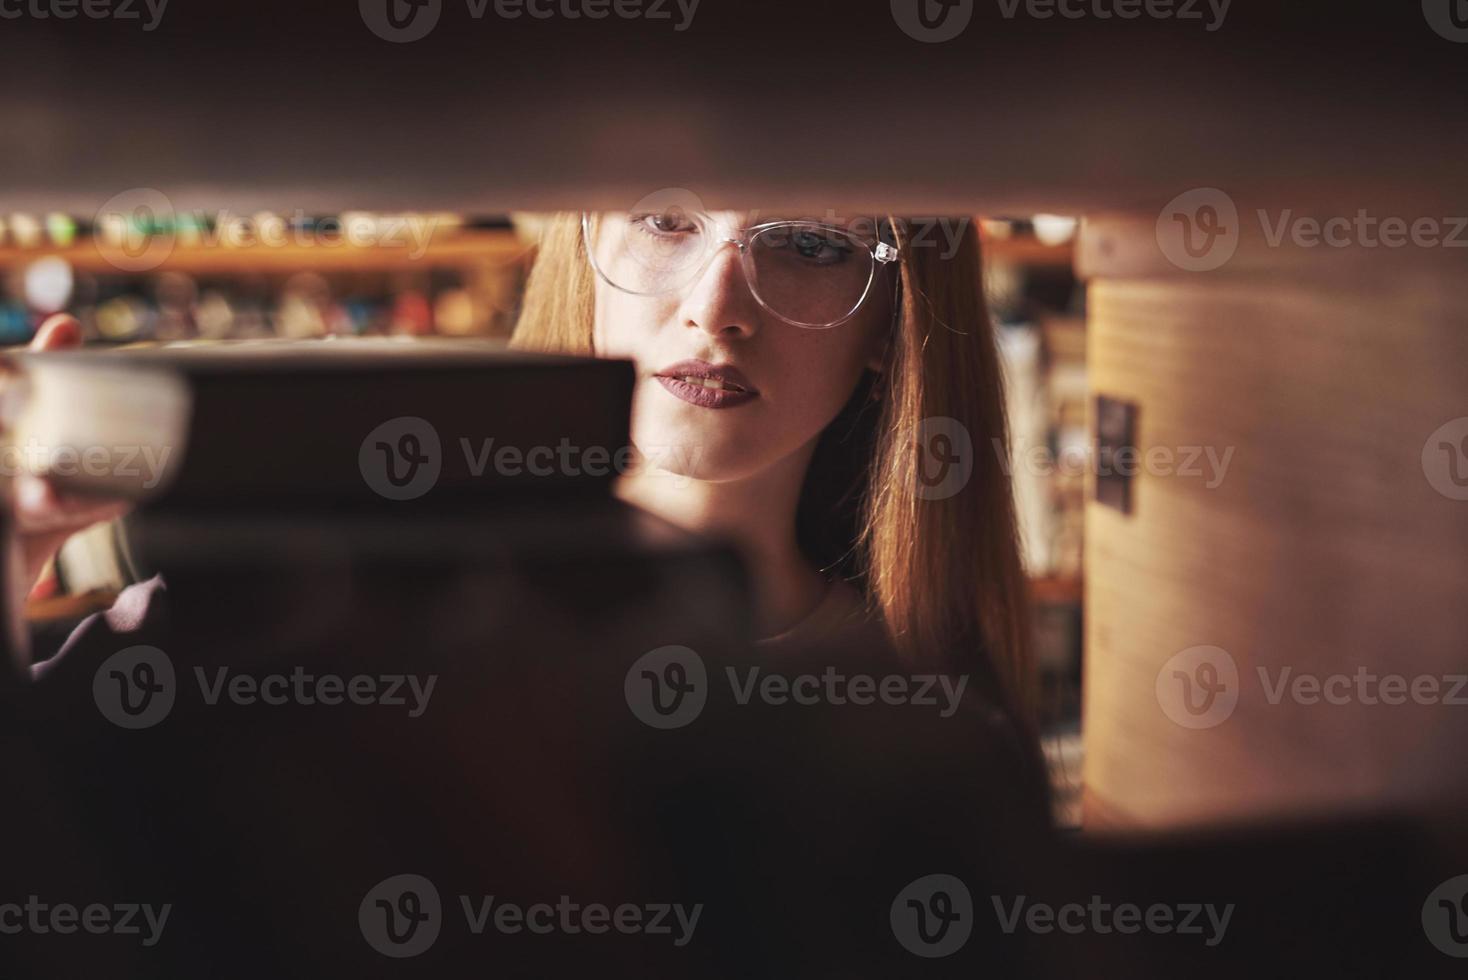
[23,257,74,313]
[1032,214,1079,246]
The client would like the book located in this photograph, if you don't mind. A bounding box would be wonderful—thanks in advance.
[8,338,635,511]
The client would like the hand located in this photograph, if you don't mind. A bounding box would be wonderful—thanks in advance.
[8,315,133,596]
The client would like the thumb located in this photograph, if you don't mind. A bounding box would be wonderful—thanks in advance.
[31,314,82,352]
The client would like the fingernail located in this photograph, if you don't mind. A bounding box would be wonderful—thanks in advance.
[35,315,81,349]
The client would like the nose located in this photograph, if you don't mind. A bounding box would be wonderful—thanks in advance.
[675,238,761,341]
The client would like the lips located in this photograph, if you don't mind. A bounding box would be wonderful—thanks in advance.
[653,359,759,409]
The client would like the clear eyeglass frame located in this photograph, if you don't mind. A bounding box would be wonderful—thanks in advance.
[580,210,901,329]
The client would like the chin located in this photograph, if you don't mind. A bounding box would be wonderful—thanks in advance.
[630,418,777,484]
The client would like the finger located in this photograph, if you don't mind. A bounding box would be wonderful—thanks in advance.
[31,314,82,352]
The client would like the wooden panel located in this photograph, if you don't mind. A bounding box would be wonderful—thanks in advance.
[0,3,1463,215]
[1080,226,1468,828]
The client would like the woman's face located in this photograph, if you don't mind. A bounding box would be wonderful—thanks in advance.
[591,210,894,482]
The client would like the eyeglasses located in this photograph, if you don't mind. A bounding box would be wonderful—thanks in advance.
[581,210,900,329]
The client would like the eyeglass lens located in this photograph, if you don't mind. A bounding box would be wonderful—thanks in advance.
[586,212,879,327]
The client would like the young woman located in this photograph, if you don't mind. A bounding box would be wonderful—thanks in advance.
[15,208,1035,725]
[512,207,1035,721]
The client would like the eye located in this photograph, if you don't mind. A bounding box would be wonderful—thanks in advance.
[789,227,855,264]
[632,208,699,237]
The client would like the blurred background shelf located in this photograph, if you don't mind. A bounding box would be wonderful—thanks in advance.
[982,236,1075,270]
[0,218,536,344]
[0,230,531,275]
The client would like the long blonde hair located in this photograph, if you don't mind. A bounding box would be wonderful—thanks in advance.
[512,214,1034,719]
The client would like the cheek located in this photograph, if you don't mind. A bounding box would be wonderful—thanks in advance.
[766,327,877,424]
[594,284,673,362]
[775,291,889,390]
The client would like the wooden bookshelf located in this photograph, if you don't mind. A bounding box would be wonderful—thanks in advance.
[983,235,1075,270]
[0,228,532,275]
